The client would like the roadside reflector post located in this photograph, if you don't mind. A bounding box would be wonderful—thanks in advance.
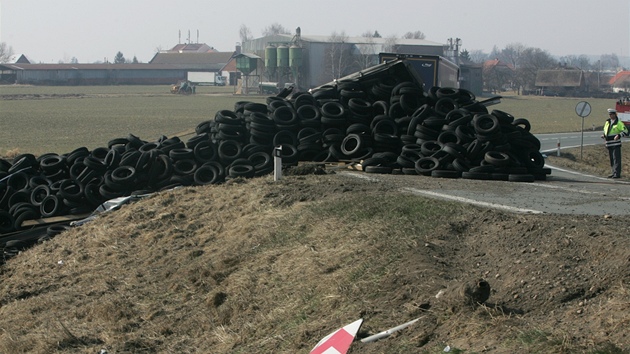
[273,145,282,181]
[557,138,561,157]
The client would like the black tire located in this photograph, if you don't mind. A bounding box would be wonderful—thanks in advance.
[431,169,461,178]
[341,134,364,157]
[273,130,298,147]
[434,97,458,117]
[508,173,535,182]
[461,171,491,180]
[173,159,198,176]
[47,224,72,237]
[365,165,392,174]
[218,140,243,164]
[512,118,531,132]
[320,101,346,119]
[6,172,29,191]
[415,156,440,176]
[491,173,510,181]
[0,210,15,234]
[473,114,500,135]
[30,184,51,206]
[194,140,218,163]
[39,154,66,173]
[40,195,62,218]
[484,151,511,167]
[111,165,137,184]
[193,164,221,185]
[228,164,256,178]
[169,148,194,161]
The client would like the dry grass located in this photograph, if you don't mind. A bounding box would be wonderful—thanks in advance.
[546,144,630,179]
[0,172,628,353]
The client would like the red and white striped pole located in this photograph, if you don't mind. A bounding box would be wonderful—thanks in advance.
[557,138,560,156]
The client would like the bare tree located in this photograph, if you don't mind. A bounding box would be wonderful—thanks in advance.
[361,30,381,38]
[469,50,489,63]
[0,42,15,63]
[559,55,591,70]
[382,35,398,53]
[498,43,526,70]
[516,47,557,92]
[354,35,379,70]
[599,53,619,70]
[323,31,353,81]
[402,31,426,40]
[262,23,291,36]
[239,24,253,43]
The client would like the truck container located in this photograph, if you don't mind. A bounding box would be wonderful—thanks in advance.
[616,96,630,127]
[378,53,459,90]
[187,71,226,86]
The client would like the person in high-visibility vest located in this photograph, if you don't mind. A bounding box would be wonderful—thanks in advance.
[601,108,629,178]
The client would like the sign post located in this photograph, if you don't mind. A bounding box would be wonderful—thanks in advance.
[575,101,591,160]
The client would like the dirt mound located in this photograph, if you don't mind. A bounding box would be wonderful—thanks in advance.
[0,170,628,353]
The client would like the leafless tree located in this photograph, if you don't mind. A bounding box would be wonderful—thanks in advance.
[239,24,253,43]
[262,23,291,36]
[354,35,379,70]
[0,42,15,63]
[497,43,526,71]
[382,35,398,53]
[599,53,619,70]
[361,30,381,38]
[559,55,591,70]
[516,47,556,92]
[469,50,489,63]
[323,31,353,81]
[402,31,426,40]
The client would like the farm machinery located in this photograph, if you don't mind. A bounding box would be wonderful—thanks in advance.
[170,80,194,95]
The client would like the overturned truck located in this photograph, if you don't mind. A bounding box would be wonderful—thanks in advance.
[0,59,548,248]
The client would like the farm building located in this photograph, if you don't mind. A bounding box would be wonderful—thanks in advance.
[0,62,187,85]
[534,69,586,96]
[609,71,630,93]
[0,44,238,86]
[240,30,449,89]
[148,51,237,85]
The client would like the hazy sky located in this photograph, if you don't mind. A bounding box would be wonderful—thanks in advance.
[1,0,629,64]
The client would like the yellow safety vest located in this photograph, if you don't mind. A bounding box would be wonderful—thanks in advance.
[603,119,628,148]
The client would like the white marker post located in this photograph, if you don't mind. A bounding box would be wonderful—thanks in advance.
[273,145,282,181]
[557,138,561,157]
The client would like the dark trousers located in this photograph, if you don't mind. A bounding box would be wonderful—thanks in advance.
[608,145,622,177]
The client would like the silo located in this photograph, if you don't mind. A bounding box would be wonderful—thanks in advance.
[265,45,277,70]
[277,45,289,68]
[289,44,302,67]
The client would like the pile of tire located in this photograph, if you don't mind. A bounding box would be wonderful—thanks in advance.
[0,79,548,234]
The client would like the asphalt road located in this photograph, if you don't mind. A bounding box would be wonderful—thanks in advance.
[340,131,630,216]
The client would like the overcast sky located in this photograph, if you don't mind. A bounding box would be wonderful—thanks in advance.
[1,0,629,64]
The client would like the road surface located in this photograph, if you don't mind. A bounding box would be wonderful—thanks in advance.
[341,132,630,216]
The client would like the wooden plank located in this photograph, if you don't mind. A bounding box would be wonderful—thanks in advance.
[21,213,91,227]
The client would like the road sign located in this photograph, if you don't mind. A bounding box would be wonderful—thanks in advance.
[575,101,591,117]
[310,319,363,354]
[575,101,591,160]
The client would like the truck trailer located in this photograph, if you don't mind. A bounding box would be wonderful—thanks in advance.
[186,71,226,86]
[379,53,459,90]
